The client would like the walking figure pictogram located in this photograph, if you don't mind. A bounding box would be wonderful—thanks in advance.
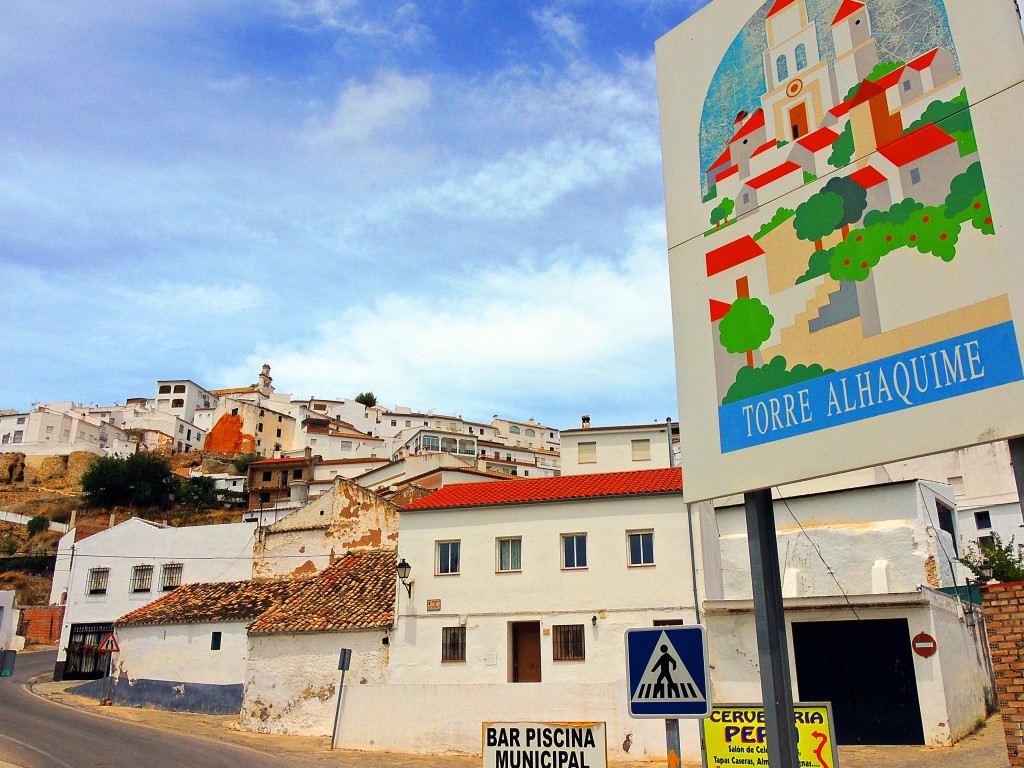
[652,644,681,698]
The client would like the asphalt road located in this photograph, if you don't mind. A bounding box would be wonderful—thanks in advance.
[0,649,296,768]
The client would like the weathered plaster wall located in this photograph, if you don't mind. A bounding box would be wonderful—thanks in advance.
[241,631,387,735]
[204,414,255,454]
[254,480,398,579]
[114,622,250,686]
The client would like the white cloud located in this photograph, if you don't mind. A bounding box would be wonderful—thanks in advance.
[532,7,585,54]
[304,70,432,147]
[215,210,674,421]
[276,0,432,48]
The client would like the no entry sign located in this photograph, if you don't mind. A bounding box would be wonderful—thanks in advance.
[912,632,937,658]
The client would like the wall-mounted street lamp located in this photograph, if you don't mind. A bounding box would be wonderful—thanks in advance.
[591,615,598,627]
[981,559,994,581]
[396,557,413,597]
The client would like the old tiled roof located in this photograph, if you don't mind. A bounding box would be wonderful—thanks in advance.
[248,550,397,634]
[115,580,297,627]
[251,456,310,466]
[209,386,259,396]
[404,467,682,511]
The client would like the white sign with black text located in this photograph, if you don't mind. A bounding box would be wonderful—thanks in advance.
[482,722,607,768]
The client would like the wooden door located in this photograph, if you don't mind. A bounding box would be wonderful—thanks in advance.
[789,102,808,140]
[510,621,542,682]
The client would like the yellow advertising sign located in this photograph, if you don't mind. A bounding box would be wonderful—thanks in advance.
[702,703,839,768]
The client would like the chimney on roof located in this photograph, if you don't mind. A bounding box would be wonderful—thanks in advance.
[581,415,591,429]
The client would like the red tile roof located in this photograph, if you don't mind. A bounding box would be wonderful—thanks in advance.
[832,0,865,24]
[708,147,732,172]
[767,0,799,17]
[745,160,802,190]
[907,49,939,71]
[716,165,739,182]
[849,166,887,188]
[116,580,297,626]
[872,67,907,91]
[248,550,396,634]
[878,124,956,167]
[251,456,311,466]
[730,109,766,144]
[797,127,839,152]
[829,99,855,119]
[710,299,732,322]
[404,468,681,511]
[706,236,765,277]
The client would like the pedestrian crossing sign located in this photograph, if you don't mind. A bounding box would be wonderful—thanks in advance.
[625,626,710,718]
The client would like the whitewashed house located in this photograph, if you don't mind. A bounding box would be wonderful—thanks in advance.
[560,420,676,475]
[0,591,16,650]
[49,518,257,680]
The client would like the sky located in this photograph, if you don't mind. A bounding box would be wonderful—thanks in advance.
[0,0,715,430]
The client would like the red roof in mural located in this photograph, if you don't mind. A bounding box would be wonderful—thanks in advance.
[708,147,732,172]
[706,236,765,277]
[404,468,682,510]
[877,124,956,167]
[716,165,739,182]
[709,299,732,323]
[745,161,802,190]
[730,109,766,145]
[829,99,855,119]
[751,139,777,158]
[766,0,800,17]
[797,127,840,152]
[907,49,940,71]
[832,0,865,24]
[872,67,907,91]
[849,78,889,107]
[849,166,887,188]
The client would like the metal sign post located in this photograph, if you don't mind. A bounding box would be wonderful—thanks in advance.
[745,489,799,767]
[331,648,352,750]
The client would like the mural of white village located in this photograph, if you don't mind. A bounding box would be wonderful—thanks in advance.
[698,0,1023,452]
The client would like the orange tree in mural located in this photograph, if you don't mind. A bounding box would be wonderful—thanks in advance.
[829,161,992,282]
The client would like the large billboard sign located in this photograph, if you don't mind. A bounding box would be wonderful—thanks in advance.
[657,0,1024,501]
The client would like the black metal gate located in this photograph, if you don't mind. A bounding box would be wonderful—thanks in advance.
[63,623,113,680]
[792,618,925,745]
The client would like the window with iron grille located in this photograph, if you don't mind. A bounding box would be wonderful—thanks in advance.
[130,565,154,593]
[161,563,183,591]
[552,624,585,661]
[442,626,466,662]
[87,568,109,595]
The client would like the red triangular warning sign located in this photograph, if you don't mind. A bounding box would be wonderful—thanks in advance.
[97,632,119,653]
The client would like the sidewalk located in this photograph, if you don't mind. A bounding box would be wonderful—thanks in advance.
[27,676,1011,768]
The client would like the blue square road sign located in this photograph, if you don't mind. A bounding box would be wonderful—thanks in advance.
[625,626,711,718]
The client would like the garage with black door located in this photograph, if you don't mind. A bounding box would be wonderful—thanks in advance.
[791,617,925,745]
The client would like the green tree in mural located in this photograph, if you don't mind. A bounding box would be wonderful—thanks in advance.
[710,197,735,229]
[794,176,867,250]
[905,89,975,156]
[945,161,994,235]
[719,297,774,368]
[827,121,854,169]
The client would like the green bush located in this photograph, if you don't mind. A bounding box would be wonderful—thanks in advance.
[27,515,49,537]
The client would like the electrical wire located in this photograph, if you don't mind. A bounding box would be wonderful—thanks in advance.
[774,487,861,620]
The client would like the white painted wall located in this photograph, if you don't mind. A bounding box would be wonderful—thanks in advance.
[716,481,962,599]
[242,630,387,735]
[0,510,69,533]
[0,591,15,650]
[50,519,257,668]
[560,426,673,476]
[114,622,249,685]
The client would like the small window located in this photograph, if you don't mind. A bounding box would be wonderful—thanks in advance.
[173,384,186,393]
[391,420,397,427]
[442,626,466,662]
[259,410,265,417]
[171,399,184,408]
[16,417,25,425]
[632,439,651,462]
[450,422,457,430]
[975,511,992,530]
[795,43,807,71]
[257,423,264,433]
[562,533,587,569]
[276,428,281,438]
[231,408,238,416]
[178,424,184,433]
[910,167,921,185]
[497,537,522,572]
[260,492,270,503]
[161,563,183,591]
[314,403,327,411]
[293,469,303,480]
[578,441,596,464]
[130,565,154,593]
[211,631,222,651]
[45,425,54,434]
[262,471,272,481]
[525,429,536,437]
[509,426,521,434]
[628,530,655,567]
[88,568,109,595]
[552,624,585,661]
[776,54,789,82]
[979,535,995,550]
[903,80,912,92]
[437,541,461,575]
[158,385,171,394]
[405,420,411,427]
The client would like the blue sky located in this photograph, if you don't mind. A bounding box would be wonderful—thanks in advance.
[0,0,708,429]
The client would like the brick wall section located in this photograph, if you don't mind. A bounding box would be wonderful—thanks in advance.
[17,605,63,645]
[983,581,1024,766]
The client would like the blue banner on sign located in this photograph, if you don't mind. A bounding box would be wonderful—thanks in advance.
[626,626,710,719]
[719,321,1024,453]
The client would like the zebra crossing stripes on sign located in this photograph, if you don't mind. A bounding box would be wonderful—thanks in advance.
[626,626,710,719]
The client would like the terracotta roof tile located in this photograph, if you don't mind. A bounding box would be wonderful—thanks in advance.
[878,124,956,167]
[745,160,802,190]
[115,580,297,627]
[404,468,682,510]
[248,550,396,634]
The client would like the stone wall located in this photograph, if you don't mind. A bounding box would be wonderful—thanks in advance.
[982,580,1024,766]
[0,451,96,491]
